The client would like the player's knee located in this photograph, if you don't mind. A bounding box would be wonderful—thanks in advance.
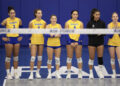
[111,58,115,65]
[37,56,42,61]
[31,56,35,62]
[67,57,72,64]
[55,57,60,65]
[77,57,82,64]
[5,57,11,62]
[118,59,120,65]
[88,59,94,65]
[13,56,18,61]
[47,59,52,65]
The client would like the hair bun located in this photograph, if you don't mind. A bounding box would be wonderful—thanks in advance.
[8,6,14,13]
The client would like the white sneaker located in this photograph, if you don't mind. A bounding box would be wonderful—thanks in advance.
[66,73,71,79]
[55,71,61,79]
[111,74,116,78]
[98,71,104,79]
[47,74,52,80]
[6,73,13,79]
[28,73,34,80]
[89,73,94,79]
[78,71,82,79]
[35,72,41,79]
[14,72,19,79]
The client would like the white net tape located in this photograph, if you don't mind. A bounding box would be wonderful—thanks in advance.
[0,28,120,34]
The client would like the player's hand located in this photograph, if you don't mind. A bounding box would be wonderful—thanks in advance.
[97,34,101,36]
[2,37,9,41]
[74,42,78,47]
[55,34,61,37]
[50,34,55,37]
[71,43,75,47]
[18,37,22,41]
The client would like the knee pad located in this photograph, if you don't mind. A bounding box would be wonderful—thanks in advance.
[88,59,94,65]
[55,57,60,65]
[13,56,18,61]
[37,56,42,61]
[47,59,52,65]
[5,57,11,62]
[31,56,35,62]
[118,59,120,65]
[111,58,115,65]
[67,57,72,64]
[77,57,82,64]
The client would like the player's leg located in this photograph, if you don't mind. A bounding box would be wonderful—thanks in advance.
[109,46,116,78]
[54,47,61,79]
[47,47,54,79]
[75,45,83,79]
[88,46,96,79]
[97,45,104,79]
[5,44,13,79]
[66,45,74,79]
[29,44,37,79]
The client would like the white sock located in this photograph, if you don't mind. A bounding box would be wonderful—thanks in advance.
[37,69,40,73]
[6,69,10,75]
[99,65,103,68]
[90,70,93,74]
[30,70,33,75]
[48,69,51,74]
[14,69,17,73]
[78,69,82,73]
[67,69,71,73]
[99,65,103,71]
[113,69,116,74]
[56,70,59,73]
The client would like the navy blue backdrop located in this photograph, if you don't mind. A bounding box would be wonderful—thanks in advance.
[0,0,120,46]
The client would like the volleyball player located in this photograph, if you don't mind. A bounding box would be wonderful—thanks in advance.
[87,8,106,79]
[46,15,62,79]
[108,12,120,78]
[28,9,46,79]
[65,10,84,79]
[1,6,22,79]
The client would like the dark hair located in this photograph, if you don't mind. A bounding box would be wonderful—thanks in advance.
[90,8,100,20]
[34,9,42,17]
[50,14,57,19]
[8,6,14,13]
[71,10,79,18]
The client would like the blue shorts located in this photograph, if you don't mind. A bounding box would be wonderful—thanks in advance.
[4,37,20,44]
[47,46,61,49]
[67,39,82,45]
[108,45,119,48]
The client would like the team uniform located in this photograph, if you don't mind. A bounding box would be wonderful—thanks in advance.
[66,19,83,45]
[4,17,21,44]
[30,19,46,45]
[87,19,106,47]
[108,22,120,47]
[47,23,61,49]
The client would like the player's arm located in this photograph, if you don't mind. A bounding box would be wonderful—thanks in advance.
[65,22,71,44]
[108,24,113,38]
[19,18,22,26]
[1,19,7,26]
[55,24,62,38]
[28,21,33,40]
[46,25,54,37]
[78,22,84,43]
[1,19,9,41]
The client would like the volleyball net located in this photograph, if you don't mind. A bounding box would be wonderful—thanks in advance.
[0,28,120,34]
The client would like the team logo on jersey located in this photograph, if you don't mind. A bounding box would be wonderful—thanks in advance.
[71,23,78,26]
[9,22,17,24]
[35,24,42,25]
